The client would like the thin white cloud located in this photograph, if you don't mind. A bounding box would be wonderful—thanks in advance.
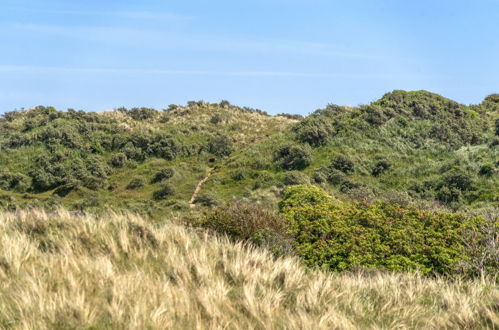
[8,23,380,59]
[0,65,436,79]
[4,6,191,21]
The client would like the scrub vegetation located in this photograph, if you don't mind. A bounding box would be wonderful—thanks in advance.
[0,90,498,328]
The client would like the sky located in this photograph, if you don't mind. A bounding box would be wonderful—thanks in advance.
[1,0,498,115]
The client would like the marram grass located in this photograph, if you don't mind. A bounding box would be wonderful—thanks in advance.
[0,210,497,329]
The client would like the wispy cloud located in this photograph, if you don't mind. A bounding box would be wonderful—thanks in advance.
[0,65,436,79]
[4,6,191,21]
[8,22,380,60]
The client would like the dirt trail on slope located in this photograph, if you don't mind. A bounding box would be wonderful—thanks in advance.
[189,168,214,208]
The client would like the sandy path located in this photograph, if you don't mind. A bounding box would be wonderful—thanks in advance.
[189,168,214,208]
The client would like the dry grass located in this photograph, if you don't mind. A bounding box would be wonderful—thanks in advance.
[0,210,497,329]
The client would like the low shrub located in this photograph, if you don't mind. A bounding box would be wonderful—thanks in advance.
[372,160,391,177]
[273,144,312,170]
[329,155,355,174]
[200,203,293,256]
[194,192,219,207]
[208,135,234,157]
[280,185,488,275]
[283,171,310,186]
[127,177,145,190]
[109,153,127,168]
[151,168,175,183]
[293,117,333,146]
[152,183,175,200]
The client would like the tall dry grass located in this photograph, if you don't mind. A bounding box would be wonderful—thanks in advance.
[0,210,497,329]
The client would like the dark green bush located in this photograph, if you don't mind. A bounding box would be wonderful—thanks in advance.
[329,155,355,174]
[152,183,175,200]
[273,144,312,170]
[479,163,495,177]
[194,192,219,207]
[326,168,347,185]
[293,117,333,146]
[372,160,391,177]
[208,135,234,157]
[127,177,145,190]
[151,168,175,183]
[0,171,30,192]
[231,169,246,181]
[312,169,328,183]
[200,203,293,256]
[280,185,487,275]
[109,153,127,168]
[128,107,158,121]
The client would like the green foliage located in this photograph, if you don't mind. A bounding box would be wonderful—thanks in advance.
[479,163,495,177]
[278,185,333,211]
[127,177,145,190]
[329,155,355,174]
[152,183,175,200]
[194,192,219,207]
[280,186,488,275]
[199,203,293,256]
[151,168,175,183]
[109,153,127,168]
[293,117,333,146]
[273,144,312,170]
[372,160,391,177]
[0,171,30,192]
[283,171,310,186]
[208,135,234,157]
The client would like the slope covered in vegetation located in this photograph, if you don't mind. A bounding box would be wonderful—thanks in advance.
[0,101,295,214]
[209,90,499,211]
[0,210,497,329]
[0,90,497,214]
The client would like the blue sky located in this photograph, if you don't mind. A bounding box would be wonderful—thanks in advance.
[1,0,498,115]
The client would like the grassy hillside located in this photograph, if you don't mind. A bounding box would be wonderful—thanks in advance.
[208,90,499,211]
[0,101,295,215]
[0,210,497,329]
[0,90,497,214]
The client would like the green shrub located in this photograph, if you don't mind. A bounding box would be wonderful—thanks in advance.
[273,144,312,170]
[194,192,219,207]
[210,114,223,124]
[109,153,127,168]
[293,117,333,146]
[0,171,30,192]
[326,169,347,185]
[278,185,332,211]
[128,107,158,121]
[231,169,246,181]
[280,186,487,275]
[151,168,175,183]
[127,177,145,190]
[312,169,328,183]
[152,183,175,200]
[208,135,234,157]
[199,203,292,256]
[330,155,355,174]
[479,163,495,177]
[283,171,310,186]
[372,160,391,177]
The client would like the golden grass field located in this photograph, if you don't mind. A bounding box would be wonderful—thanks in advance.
[0,210,497,329]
